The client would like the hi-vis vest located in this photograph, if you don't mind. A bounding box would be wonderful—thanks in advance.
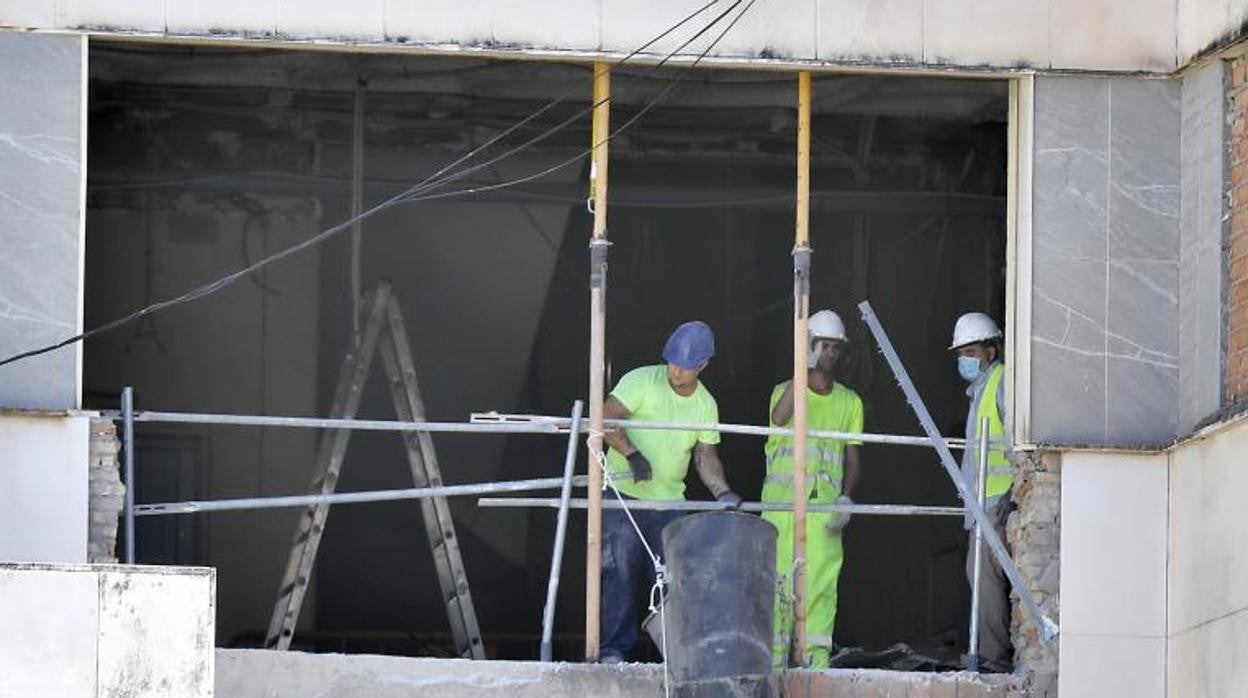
[976,363,1012,498]
[762,384,862,505]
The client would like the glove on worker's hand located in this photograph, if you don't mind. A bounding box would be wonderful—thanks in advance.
[825,495,854,534]
[716,490,743,510]
[626,451,652,482]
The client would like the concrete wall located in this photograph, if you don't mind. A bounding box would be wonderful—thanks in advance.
[0,32,84,410]
[0,414,89,562]
[0,0,1198,73]
[0,563,214,697]
[1058,450,1169,698]
[1167,416,1248,697]
[1030,76,1182,447]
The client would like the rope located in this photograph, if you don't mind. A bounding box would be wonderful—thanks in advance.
[589,432,670,698]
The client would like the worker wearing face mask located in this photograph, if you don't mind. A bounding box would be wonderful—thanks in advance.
[764,309,863,669]
[950,311,1013,671]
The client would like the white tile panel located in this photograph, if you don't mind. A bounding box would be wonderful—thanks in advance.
[167,0,278,35]
[1168,608,1248,698]
[57,0,165,30]
[1060,451,1168,637]
[0,1,57,28]
[923,0,1051,68]
[490,0,601,51]
[815,0,923,63]
[711,0,816,61]
[1168,419,1248,634]
[97,568,215,698]
[1050,0,1176,71]
[1060,634,1165,698]
[275,0,385,39]
[602,0,715,60]
[0,567,98,698]
[383,0,493,44]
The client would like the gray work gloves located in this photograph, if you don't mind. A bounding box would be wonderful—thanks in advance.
[716,490,743,510]
[626,451,652,482]
[825,495,854,534]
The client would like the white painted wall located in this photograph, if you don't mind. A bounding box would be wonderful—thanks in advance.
[0,563,214,697]
[1059,451,1168,698]
[1167,417,1248,697]
[0,0,1202,73]
[0,414,89,563]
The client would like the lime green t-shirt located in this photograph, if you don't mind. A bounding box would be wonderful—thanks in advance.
[606,365,721,501]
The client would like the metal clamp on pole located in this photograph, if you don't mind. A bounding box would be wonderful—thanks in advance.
[792,244,812,295]
[966,416,990,671]
[589,238,611,290]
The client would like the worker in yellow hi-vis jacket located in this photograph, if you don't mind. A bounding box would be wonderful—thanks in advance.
[763,309,863,669]
[950,311,1014,670]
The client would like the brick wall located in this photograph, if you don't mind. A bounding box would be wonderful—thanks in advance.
[88,419,124,563]
[1228,57,1248,402]
[1007,452,1061,698]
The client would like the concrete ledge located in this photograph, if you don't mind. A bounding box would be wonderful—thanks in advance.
[217,649,1026,697]
[786,668,1019,697]
[216,649,664,697]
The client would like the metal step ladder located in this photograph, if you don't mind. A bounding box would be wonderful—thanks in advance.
[264,283,485,658]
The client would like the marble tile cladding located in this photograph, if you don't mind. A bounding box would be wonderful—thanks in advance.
[0,33,83,409]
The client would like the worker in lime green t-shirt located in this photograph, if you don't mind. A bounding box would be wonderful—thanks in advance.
[765,309,863,669]
[596,320,743,663]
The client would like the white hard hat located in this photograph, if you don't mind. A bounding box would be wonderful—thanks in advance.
[949,312,1001,350]
[809,310,848,343]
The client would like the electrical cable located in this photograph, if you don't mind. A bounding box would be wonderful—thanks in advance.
[1,0,757,369]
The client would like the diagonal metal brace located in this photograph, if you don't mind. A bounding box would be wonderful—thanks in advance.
[858,301,1059,644]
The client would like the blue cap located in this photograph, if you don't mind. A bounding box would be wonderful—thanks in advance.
[662,321,715,369]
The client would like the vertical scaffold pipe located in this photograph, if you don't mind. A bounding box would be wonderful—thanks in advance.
[791,70,813,668]
[585,61,611,662]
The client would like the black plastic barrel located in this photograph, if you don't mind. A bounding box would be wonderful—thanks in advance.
[658,512,777,685]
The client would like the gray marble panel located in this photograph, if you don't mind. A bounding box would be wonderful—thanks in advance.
[1108,79,1182,262]
[1178,61,1226,432]
[1105,259,1181,441]
[1105,78,1181,444]
[1034,78,1110,263]
[0,33,84,409]
[1106,356,1180,445]
[1031,77,1111,444]
[1031,270,1109,444]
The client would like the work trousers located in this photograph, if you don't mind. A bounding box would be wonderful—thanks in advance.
[966,500,1013,668]
[599,503,683,660]
[765,510,844,670]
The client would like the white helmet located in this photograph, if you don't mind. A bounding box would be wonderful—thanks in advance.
[949,312,1001,350]
[809,310,848,343]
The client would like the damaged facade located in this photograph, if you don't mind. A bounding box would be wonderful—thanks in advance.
[2,1,1248,696]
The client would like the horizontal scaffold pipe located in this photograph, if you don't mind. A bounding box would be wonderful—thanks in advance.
[477,497,965,517]
[105,409,981,448]
[135,475,590,516]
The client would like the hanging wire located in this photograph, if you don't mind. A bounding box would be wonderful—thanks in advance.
[0,0,760,369]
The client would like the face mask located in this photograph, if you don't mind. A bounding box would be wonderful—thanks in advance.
[957,355,982,382]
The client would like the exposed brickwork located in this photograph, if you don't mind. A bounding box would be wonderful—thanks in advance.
[1007,452,1061,698]
[88,419,125,563]
[1227,57,1248,402]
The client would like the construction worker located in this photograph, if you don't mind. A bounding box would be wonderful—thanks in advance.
[597,320,743,663]
[950,311,1013,670]
[763,309,863,669]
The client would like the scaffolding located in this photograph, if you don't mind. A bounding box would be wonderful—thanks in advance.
[106,62,1057,670]
[109,297,1057,666]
